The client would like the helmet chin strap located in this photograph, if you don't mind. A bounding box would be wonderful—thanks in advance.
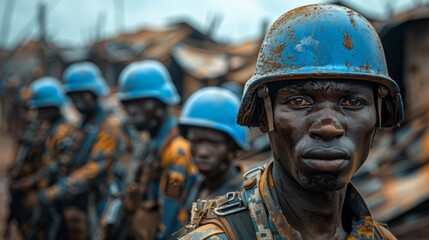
[257,85,274,132]
[378,86,388,129]
[371,86,389,148]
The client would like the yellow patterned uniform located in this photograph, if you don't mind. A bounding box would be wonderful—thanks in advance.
[7,118,75,237]
[43,112,126,206]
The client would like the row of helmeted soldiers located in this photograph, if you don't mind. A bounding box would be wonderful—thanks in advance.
[5,59,251,240]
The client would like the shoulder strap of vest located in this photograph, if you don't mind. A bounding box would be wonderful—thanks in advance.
[72,109,105,167]
[174,164,269,239]
[374,222,397,240]
[211,164,269,240]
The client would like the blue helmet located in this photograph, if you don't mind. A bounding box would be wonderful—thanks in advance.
[28,77,67,109]
[118,60,180,105]
[179,87,249,150]
[220,81,243,98]
[63,61,110,97]
[237,4,403,129]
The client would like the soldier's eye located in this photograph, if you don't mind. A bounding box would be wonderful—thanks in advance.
[341,98,363,107]
[288,97,310,106]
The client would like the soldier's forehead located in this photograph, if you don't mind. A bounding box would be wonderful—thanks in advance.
[272,79,375,91]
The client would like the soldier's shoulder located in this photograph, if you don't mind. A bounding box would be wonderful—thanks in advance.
[99,114,128,140]
[54,121,76,134]
[178,223,228,240]
[161,135,193,168]
[102,113,122,129]
[176,191,250,239]
[170,135,191,155]
[47,121,76,147]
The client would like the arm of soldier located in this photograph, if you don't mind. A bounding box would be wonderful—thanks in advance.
[9,165,55,192]
[45,127,125,201]
[159,137,198,202]
[96,163,129,240]
[9,132,64,191]
[32,123,76,189]
[177,224,228,240]
[158,138,199,238]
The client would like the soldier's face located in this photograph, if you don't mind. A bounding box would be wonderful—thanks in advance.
[266,80,376,192]
[67,91,97,115]
[121,98,166,133]
[37,106,61,123]
[187,127,231,178]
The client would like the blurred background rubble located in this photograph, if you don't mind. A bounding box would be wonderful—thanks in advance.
[1,0,429,239]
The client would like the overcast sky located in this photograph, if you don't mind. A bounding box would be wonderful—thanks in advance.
[0,0,422,49]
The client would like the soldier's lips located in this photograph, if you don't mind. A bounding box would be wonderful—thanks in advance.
[301,147,350,172]
[196,160,214,172]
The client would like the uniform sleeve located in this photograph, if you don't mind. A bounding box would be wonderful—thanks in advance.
[158,137,199,239]
[45,118,126,201]
[178,224,228,240]
[10,123,73,191]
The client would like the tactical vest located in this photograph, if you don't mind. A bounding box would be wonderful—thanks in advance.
[176,164,397,240]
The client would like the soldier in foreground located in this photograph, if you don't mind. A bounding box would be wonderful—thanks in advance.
[178,4,402,239]
[177,87,249,212]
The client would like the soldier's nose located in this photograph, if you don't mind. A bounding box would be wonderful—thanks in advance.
[309,119,345,140]
[194,144,209,158]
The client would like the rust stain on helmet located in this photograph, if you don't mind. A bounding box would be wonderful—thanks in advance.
[260,43,286,74]
[272,43,285,55]
[345,60,352,69]
[347,10,357,29]
[365,62,371,72]
[343,34,354,50]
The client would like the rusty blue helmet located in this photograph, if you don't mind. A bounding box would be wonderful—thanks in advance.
[237,4,403,129]
[179,87,249,150]
[118,60,180,105]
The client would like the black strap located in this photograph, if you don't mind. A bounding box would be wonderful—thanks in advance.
[223,210,256,240]
[72,109,105,167]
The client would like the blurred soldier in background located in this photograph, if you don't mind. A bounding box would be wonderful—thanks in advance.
[178,4,402,239]
[33,62,126,240]
[177,87,248,215]
[5,77,74,239]
[101,60,198,240]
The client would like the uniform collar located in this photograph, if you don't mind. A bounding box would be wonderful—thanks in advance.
[81,105,105,129]
[260,160,376,239]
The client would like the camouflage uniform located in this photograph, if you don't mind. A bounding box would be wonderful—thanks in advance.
[184,164,246,214]
[37,107,126,239]
[7,117,75,237]
[125,117,198,240]
[178,161,396,240]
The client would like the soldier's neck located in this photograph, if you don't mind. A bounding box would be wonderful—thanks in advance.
[82,105,101,125]
[272,161,348,240]
[203,164,237,197]
[148,112,170,138]
[42,116,62,126]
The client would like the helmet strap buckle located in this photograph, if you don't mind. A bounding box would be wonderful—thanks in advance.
[257,85,274,132]
[377,86,388,129]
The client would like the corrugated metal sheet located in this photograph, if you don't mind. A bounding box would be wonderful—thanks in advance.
[172,43,228,79]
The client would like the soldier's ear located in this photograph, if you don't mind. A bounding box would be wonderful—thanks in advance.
[258,108,268,133]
